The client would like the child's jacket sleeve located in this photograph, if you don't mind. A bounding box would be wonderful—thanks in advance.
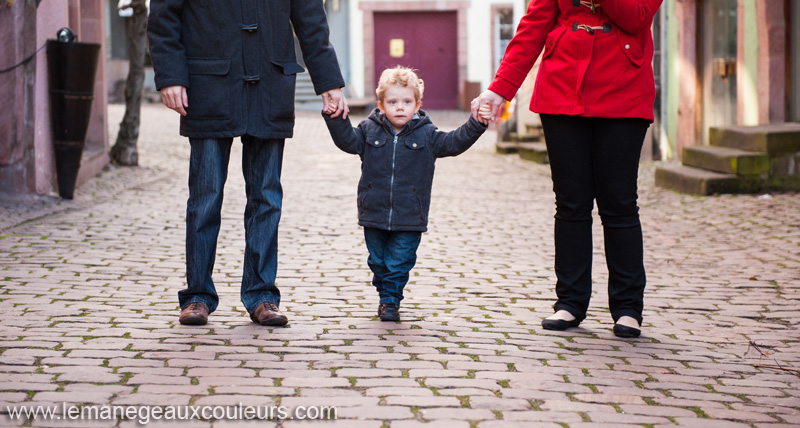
[431,116,489,158]
[322,113,367,156]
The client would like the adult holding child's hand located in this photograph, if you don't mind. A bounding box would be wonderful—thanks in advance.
[474,0,663,338]
[322,87,349,119]
[148,0,347,328]
[470,90,504,123]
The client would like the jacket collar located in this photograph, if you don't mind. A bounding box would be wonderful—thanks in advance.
[367,108,431,136]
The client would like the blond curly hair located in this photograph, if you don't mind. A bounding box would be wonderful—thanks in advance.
[376,66,425,103]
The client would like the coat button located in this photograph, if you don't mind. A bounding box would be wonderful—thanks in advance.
[374,141,380,145]
[625,44,631,49]
[549,41,553,47]
[412,143,417,147]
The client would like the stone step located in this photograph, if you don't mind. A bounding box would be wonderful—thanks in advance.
[509,131,541,143]
[495,141,518,154]
[525,124,542,135]
[518,142,548,164]
[655,163,765,195]
[709,123,800,156]
[682,146,769,176]
[295,73,317,102]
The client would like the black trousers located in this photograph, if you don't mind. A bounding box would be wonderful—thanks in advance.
[540,114,650,324]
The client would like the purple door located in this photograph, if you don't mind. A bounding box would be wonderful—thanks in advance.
[374,12,458,109]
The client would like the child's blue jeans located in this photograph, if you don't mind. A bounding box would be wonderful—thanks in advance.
[363,227,422,305]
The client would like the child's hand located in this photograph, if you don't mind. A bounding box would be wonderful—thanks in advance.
[478,104,493,125]
[470,90,503,124]
[321,88,349,119]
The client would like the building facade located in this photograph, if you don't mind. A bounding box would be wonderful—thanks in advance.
[328,0,527,109]
[654,0,800,194]
[661,0,799,159]
[0,0,108,197]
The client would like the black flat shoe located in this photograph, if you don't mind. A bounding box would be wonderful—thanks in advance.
[541,317,580,331]
[613,324,641,338]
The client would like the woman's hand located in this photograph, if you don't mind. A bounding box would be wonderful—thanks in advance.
[470,90,505,124]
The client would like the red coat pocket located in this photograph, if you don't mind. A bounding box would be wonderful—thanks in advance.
[617,31,644,67]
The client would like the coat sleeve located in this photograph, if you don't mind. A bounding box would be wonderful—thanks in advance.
[322,113,367,156]
[147,0,189,90]
[600,0,663,34]
[291,0,346,95]
[431,116,488,158]
[488,0,559,101]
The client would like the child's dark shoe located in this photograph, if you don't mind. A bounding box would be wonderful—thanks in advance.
[378,303,400,321]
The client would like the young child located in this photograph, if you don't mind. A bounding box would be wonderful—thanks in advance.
[322,66,489,321]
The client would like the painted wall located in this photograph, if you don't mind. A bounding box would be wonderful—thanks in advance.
[0,0,38,194]
[465,0,528,90]
[738,0,759,126]
[348,0,365,98]
[793,2,800,123]
[326,0,351,89]
[347,0,522,100]
[663,0,678,160]
[34,1,71,195]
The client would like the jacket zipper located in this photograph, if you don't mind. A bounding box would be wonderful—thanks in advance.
[388,134,398,230]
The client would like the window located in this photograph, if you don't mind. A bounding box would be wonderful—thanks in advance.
[493,7,514,73]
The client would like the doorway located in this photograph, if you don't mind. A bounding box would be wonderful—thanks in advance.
[373,12,458,109]
[699,0,737,144]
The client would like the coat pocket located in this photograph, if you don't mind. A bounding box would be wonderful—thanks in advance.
[542,25,568,59]
[403,139,426,150]
[413,192,425,224]
[272,60,306,75]
[366,135,389,149]
[617,32,645,67]
[357,187,369,215]
[266,61,301,121]
[186,58,232,120]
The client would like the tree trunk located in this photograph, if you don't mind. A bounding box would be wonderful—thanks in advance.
[110,0,147,166]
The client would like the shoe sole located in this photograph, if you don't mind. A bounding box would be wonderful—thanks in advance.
[613,324,641,338]
[541,318,579,331]
[259,318,289,327]
[179,316,207,326]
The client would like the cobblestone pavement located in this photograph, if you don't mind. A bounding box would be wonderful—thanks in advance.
[0,103,798,427]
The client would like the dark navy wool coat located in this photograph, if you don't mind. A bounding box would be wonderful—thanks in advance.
[324,109,488,232]
[148,0,345,139]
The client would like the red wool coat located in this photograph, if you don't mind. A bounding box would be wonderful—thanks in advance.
[489,0,662,122]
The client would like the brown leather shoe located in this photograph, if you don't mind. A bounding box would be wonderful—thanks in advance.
[179,302,209,325]
[250,302,288,326]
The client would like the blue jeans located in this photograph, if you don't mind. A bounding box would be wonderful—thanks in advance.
[363,227,422,305]
[179,136,284,314]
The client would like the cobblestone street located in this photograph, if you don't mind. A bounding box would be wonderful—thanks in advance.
[0,103,798,427]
